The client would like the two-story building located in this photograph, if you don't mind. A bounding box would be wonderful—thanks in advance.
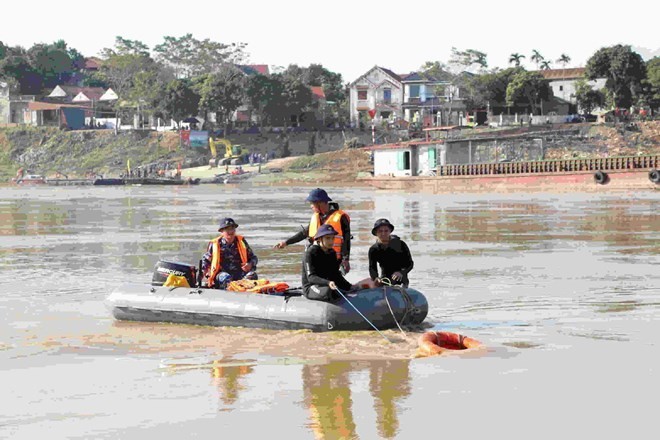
[401,72,466,127]
[1,81,36,125]
[348,66,404,127]
[538,68,607,113]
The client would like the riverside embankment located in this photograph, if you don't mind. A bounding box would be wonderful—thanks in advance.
[2,122,658,185]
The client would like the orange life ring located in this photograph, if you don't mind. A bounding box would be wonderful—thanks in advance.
[417,331,483,357]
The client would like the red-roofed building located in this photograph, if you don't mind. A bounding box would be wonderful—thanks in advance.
[84,57,102,71]
[249,64,269,75]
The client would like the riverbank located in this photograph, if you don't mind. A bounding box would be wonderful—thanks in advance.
[2,121,658,185]
[180,148,373,186]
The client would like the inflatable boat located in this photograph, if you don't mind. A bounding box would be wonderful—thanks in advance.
[105,260,428,332]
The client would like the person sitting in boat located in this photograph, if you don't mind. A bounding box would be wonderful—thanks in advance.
[302,224,357,302]
[201,217,258,289]
[275,188,352,275]
[368,218,414,288]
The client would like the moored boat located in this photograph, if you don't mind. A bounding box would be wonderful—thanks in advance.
[10,174,46,185]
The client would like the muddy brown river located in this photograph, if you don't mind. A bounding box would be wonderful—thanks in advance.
[1,184,658,439]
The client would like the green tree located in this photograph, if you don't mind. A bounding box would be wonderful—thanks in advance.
[0,41,7,61]
[419,61,454,81]
[0,46,40,94]
[98,37,157,100]
[28,43,74,88]
[156,78,200,121]
[506,70,552,114]
[277,74,313,125]
[465,67,523,109]
[246,74,286,125]
[540,60,552,70]
[194,66,246,132]
[574,78,604,114]
[153,34,196,78]
[449,47,488,72]
[153,34,248,79]
[641,57,660,111]
[509,53,526,67]
[530,50,544,69]
[585,44,646,108]
[128,69,163,124]
[101,36,151,57]
[557,53,571,69]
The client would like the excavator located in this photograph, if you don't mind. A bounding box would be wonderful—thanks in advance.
[209,137,248,166]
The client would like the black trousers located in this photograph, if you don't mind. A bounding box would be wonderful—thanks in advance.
[303,285,337,302]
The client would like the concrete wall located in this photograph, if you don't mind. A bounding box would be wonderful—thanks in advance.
[223,130,375,157]
[0,96,8,124]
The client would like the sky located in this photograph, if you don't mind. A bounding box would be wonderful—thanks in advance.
[2,0,658,82]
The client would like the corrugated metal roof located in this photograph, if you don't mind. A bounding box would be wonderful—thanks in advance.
[537,67,586,80]
[28,101,88,111]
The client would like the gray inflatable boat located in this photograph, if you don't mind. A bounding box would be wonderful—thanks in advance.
[105,260,428,331]
[106,284,428,331]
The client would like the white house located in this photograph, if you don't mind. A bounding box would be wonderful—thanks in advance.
[369,141,441,177]
[349,66,404,126]
[538,68,606,112]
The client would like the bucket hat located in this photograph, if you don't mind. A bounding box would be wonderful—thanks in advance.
[371,218,395,236]
[306,188,332,203]
[313,223,338,240]
[218,217,239,231]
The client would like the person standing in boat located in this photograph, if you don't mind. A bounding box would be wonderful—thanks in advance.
[202,218,258,289]
[303,224,357,301]
[274,188,352,275]
[368,218,414,287]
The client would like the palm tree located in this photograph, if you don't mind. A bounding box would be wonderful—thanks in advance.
[530,50,544,70]
[556,53,571,69]
[540,60,552,70]
[509,53,525,67]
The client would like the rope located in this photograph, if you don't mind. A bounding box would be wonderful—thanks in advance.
[379,278,415,330]
[380,279,405,335]
[334,286,391,343]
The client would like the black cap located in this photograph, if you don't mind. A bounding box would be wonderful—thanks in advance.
[371,218,394,236]
[313,223,338,240]
[218,217,239,231]
[306,188,332,202]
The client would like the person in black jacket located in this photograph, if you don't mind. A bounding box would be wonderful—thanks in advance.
[302,224,356,301]
[275,188,352,275]
[368,218,414,287]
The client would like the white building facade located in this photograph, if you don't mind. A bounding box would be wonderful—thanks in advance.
[349,66,404,127]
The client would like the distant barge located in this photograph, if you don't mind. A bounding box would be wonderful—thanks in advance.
[363,155,660,193]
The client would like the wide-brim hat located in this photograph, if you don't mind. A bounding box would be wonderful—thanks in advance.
[306,188,332,203]
[314,223,338,240]
[371,218,395,236]
[218,217,239,231]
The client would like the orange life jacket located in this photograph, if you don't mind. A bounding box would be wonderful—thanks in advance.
[308,210,348,260]
[226,279,290,294]
[207,235,248,287]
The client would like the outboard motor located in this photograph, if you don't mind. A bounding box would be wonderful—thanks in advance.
[152,260,198,287]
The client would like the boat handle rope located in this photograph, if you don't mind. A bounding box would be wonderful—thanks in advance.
[379,278,406,335]
[379,278,416,331]
[335,287,392,343]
